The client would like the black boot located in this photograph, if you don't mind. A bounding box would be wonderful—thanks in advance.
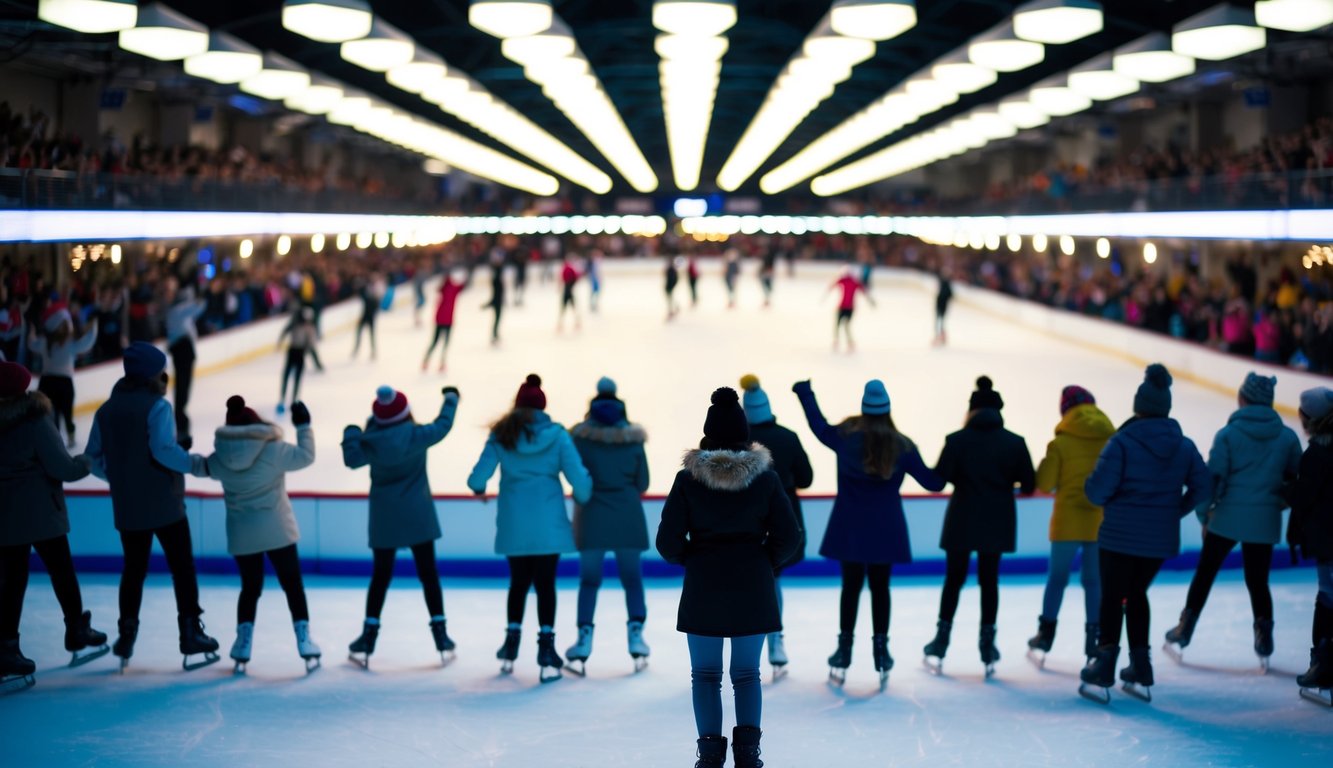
[349,620,380,668]
[65,610,108,652]
[979,624,1001,675]
[694,735,728,768]
[1299,639,1333,689]
[1084,623,1100,660]
[1253,619,1274,659]
[178,614,220,670]
[732,725,763,768]
[872,634,894,673]
[430,619,455,654]
[1164,608,1198,649]
[1120,646,1154,700]
[112,618,139,663]
[536,630,564,683]
[1027,617,1056,653]
[1080,645,1119,688]
[0,636,36,678]
[923,620,952,660]
[827,632,853,669]
[497,627,521,673]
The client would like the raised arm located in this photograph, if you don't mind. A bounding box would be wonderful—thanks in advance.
[409,389,460,451]
[71,320,99,355]
[792,381,841,450]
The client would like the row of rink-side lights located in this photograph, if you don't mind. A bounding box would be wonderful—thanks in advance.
[35,0,558,196]
[653,0,737,191]
[469,0,659,194]
[715,1,918,192]
[446,215,667,237]
[68,244,123,273]
[807,2,1309,196]
[1306,244,1333,270]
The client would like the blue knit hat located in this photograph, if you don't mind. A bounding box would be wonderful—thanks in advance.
[1133,363,1173,417]
[596,376,617,397]
[1239,372,1276,407]
[123,342,167,380]
[861,379,891,415]
[739,374,772,424]
[1299,387,1333,421]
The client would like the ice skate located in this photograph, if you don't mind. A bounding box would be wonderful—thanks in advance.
[767,632,788,682]
[348,620,379,670]
[1298,640,1332,707]
[872,634,893,691]
[922,620,951,676]
[565,624,593,676]
[627,621,650,673]
[179,614,221,671]
[64,610,110,668]
[1026,617,1056,669]
[0,637,36,693]
[113,618,139,674]
[1163,608,1197,662]
[980,624,1001,678]
[1119,647,1154,702]
[295,620,321,673]
[496,627,520,674]
[430,618,455,665]
[230,622,254,674]
[1253,619,1274,672]
[536,630,564,683]
[1078,646,1118,704]
[1084,623,1100,665]
[827,632,852,686]
[694,735,728,768]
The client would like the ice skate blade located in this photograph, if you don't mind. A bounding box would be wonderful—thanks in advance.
[347,653,370,670]
[1121,682,1152,702]
[879,670,890,692]
[233,661,248,675]
[69,644,111,668]
[828,667,847,687]
[1026,649,1047,670]
[1258,656,1271,674]
[117,657,129,674]
[304,656,322,673]
[1162,643,1184,664]
[0,674,35,693]
[539,666,563,684]
[182,651,221,672]
[1078,683,1111,704]
[633,656,649,673]
[984,663,997,679]
[499,660,514,675]
[771,664,788,683]
[438,651,455,668]
[922,656,944,676]
[1299,687,1332,707]
[566,659,587,677]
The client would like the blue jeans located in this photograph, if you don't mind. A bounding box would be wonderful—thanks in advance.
[1041,541,1101,624]
[576,549,646,626]
[1318,560,1333,610]
[687,634,765,737]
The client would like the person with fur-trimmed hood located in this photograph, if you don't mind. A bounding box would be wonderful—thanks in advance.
[565,376,651,671]
[1290,387,1333,696]
[656,387,801,768]
[0,362,107,684]
[192,395,320,671]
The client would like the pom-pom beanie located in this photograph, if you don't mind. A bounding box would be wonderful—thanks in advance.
[739,374,772,424]
[372,385,411,425]
[1299,387,1333,421]
[1060,385,1096,415]
[703,386,749,450]
[1133,363,1173,417]
[0,361,32,398]
[969,375,1004,411]
[1239,372,1276,407]
[42,303,72,333]
[225,395,263,426]
[861,379,891,415]
[515,374,547,411]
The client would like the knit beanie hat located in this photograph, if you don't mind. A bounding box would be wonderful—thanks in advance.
[861,379,891,415]
[739,374,773,424]
[0,361,32,398]
[42,303,72,333]
[1299,387,1333,421]
[1239,372,1276,407]
[596,376,617,398]
[515,374,547,411]
[1133,363,1173,417]
[372,385,411,425]
[123,342,167,379]
[703,386,750,450]
[225,395,263,426]
[1060,385,1096,415]
[589,376,625,425]
[969,376,1004,411]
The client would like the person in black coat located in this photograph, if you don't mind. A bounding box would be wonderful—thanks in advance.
[1292,387,1333,694]
[924,376,1036,674]
[934,266,954,346]
[739,374,812,675]
[657,387,800,768]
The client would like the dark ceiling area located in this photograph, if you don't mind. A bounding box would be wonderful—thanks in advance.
[2,0,1329,196]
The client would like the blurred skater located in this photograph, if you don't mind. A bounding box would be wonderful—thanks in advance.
[422,268,469,373]
[934,267,953,346]
[276,307,317,415]
[665,256,681,321]
[165,280,206,445]
[829,267,875,353]
[557,256,582,333]
[485,251,506,345]
[724,252,740,309]
[351,271,385,361]
[687,256,701,307]
[587,251,602,313]
[759,252,777,308]
[29,303,96,448]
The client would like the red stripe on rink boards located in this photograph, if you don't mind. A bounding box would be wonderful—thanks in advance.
[63,489,1048,502]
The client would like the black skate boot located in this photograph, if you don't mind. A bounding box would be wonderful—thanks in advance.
[922,620,951,675]
[1253,619,1274,671]
[872,634,893,690]
[1119,646,1154,701]
[980,625,1001,678]
[178,614,221,671]
[112,618,139,673]
[1079,645,1119,704]
[0,636,36,692]
[1298,639,1332,707]
[1084,623,1100,664]
[694,735,728,768]
[65,610,110,667]
[732,725,764,768]
[430,618,456,664]
[536,630,564,683]
[827,631,852,685]
[497,626,521,674]
[1027,617,1056,668]
[1163,608,1198,660]
[348,620,380,669]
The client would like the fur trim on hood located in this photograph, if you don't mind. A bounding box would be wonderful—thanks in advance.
[212,423,284,472]
[570,421,647,445]
[682,443,772,491]
[0,391,51,434]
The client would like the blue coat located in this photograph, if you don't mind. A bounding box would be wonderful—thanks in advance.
[570,420,650,552]
[467,412,593,556]
[795,384,944,564]
[1198,405,1302,545]
[342,394,458,549]
[1085,417,1211,560]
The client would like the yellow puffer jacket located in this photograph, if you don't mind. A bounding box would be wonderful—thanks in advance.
[1035,404,1115,541]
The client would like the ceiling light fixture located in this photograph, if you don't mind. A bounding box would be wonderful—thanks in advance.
[1255,0,1333,32]
[1113,32,1196,83]
[655,0,735,191]
[968,21,1045,72]
[1029,76,1093,116]
[184,31,262,84]
[117,3,208,61]
[285,74,344,114]
[652,0,737,36]
[240,52,311,101]
[1012,0,1103,45]
[37,0,136,34]
[828,0,917,41]
[1067,53,1139,100]
[931,48,998,94]
[281,0,372,43]
[340,17,414,72]
[386,49,447,93]
[468,0,554,39]
[1172,4,1267,61]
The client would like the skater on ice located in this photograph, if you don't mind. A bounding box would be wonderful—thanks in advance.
[557,256,583,333]
[422,267,469,373]
[164,279,206,445]
[1291,386,1333,706]
[28,303,95,448]
[828,267,875,353]
[276,307,317,415]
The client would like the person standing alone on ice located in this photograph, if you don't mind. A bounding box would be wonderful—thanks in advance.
[656,387,800,768]
[422,267,468,373]
[829,267,875,353]
[1289,387,1333,704]
[164,280,205,446]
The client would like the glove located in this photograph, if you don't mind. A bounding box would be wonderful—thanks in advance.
[442,386,460,400]
[343,424,362,438]
[291,401,311,426]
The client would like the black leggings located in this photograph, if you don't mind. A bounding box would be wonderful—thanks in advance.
[235,544,309,624]
[280,348,306,404]
[119,517,202,621]
[938,550,1002,625]
[0,535,83,639]
[1185,531,1273,620]
[169,338,196,440]
[38,375,75,435]
[423,324,452,362]
[491,303,503,341]
[839,562,892,635]
[1099,548,1164,649]
[507,554,559,627]
[365,542,444,620]
[353,312,377,356]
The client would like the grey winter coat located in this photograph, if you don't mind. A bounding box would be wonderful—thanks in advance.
[0,392,90,547]
[571,420,650,552]
[1197,405,1303,545]
[197,423,315,556]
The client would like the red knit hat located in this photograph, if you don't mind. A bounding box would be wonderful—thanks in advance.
[0,362,32,398]
[42,302,72,333]
[373,385,411,424]
[225,395,263,426]
[515,373,546,410]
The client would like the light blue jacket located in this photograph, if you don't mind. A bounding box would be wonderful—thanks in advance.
[1197,405,1303,545]
[467,412,593,556]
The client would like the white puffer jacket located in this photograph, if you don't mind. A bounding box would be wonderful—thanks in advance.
[199,423,314,556]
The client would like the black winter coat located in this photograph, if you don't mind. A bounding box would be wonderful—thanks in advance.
[1290,438,1333,562]
[935,409,1036,553]
[656,445,801,638]
[0,392,89,547]
[748,419,813,569]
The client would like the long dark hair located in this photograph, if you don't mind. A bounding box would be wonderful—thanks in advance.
[838,413,903,479]
[491,407,537,450]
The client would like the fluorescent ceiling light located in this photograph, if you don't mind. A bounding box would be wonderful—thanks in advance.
[969,22,1045,72]
[386,49,447,93]
[285,75,343,114]
[524,57,590,85]
[1172,4,1266,61]
[1255,0,1333,31]
[38,0,136,34]
[240,52,311,100]
[1013,0,1103,45]
[468,0,554,39]
[904,77,959,111]
[184,31,262,84]
[969,109,1017,140]
[117,3,208,61]
[1029,78,1092,116]
[803,29,876,65]
[502,28,577,65]
[657,34,729,61]
[340,18,414,72]
[328,92,372,126]
[653,0,737,36]
[421,75,472,104]
[931,49,997,93]
[1113,33,1196,83]
[997,96,1050,129]
[829,0,917,41]
[282,0,372,43]
[1068,53,1139,100]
